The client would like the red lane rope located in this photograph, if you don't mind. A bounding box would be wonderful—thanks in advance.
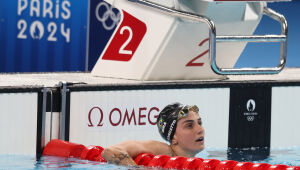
[43,139,300,170]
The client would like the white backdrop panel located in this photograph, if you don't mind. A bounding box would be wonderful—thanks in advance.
[0,93,38,155]
[271,86,300,148]
[69,88,230,148]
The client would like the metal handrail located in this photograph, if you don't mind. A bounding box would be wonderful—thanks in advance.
[128,0,288,75]
[213,7,288,75]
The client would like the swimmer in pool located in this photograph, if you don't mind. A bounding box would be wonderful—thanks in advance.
[101,102,205,166]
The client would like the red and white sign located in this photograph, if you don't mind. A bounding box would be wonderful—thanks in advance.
[102,10,147,62]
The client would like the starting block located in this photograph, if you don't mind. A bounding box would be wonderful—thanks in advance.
[91,0,288,81]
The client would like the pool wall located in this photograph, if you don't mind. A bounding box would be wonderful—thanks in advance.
[1,75,300,157]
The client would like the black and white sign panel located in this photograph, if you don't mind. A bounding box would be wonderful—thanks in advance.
[229,87,271,149]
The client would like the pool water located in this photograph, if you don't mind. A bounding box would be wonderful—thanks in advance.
[197,147,300,166]
[0,155,132,170]
[1,147,300,169]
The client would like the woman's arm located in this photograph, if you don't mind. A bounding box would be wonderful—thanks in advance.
[101,140,166,166]
[101,145,136,165]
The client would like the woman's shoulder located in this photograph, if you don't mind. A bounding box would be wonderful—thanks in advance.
[142,140,167,145]
[120,140,167,146]
[141,140,171,155]
[112,140,171,157]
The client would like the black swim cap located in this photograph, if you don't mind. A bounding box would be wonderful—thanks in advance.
[157,103,199,143]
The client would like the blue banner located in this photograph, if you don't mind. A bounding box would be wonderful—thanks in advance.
[0,0,88,72]
[0,1,299,72]
[87,0,120,70]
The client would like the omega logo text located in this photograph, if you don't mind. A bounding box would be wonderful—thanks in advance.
[88,106,160,127]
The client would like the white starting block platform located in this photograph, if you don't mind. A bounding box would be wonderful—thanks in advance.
[91,0,287,81]
[1,68,300,158]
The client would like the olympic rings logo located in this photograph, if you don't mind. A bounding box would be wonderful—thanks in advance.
[95,1,121,31]
[247,116,255,122]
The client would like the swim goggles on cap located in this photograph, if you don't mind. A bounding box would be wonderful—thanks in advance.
[178,105,199,120]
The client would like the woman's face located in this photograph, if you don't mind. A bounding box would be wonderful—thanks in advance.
[173,111,205,154]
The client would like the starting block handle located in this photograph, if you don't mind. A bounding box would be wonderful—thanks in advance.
[213,7,288,75]
[128,0,288,75]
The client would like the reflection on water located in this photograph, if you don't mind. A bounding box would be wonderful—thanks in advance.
[0,147,300,169]
[196,147,300,166]
[227,147,270,162]
[37,156,125,169]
